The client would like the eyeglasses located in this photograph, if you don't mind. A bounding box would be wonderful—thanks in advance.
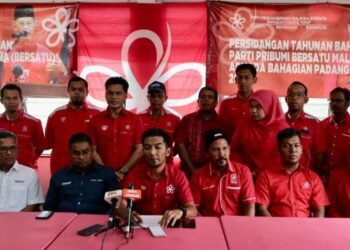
[0,146,17,154]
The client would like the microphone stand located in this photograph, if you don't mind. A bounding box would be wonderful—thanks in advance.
[95,198,120,236]
[125,183,134,239]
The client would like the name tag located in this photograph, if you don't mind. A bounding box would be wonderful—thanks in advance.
[61,181,72,186]
[89,179,103,182]
[14,180,25,183]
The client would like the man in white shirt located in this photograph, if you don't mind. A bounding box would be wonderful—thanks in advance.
[0,131,43,211]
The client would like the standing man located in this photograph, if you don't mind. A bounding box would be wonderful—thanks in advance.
[219,63,257,137]
[124,128,197,227]
[45,76,100,174]
[285,81,326,169]
[255,128,329,217]
[89,76,144,180]
[0,83,44,169]
[175,86,229,177]
[321,87,350,179]
[0,131,43,211]
[44,133,119,214]
[190,129,255,216]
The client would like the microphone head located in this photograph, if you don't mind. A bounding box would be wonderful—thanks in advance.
[104,190,122,205]
[12,65,23,78]
[122,188,142,201]
[11,31,29,38]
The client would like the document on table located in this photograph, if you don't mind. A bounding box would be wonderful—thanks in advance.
[139,215,162,228]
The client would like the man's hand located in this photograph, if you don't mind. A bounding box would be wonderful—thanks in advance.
[159,209,183,227]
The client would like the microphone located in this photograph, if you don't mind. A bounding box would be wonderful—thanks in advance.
[104,190,122,228]
[124,183,142,239]
[12,65,23,82]
[11,31,28,38]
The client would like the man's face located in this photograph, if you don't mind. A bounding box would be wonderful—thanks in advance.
[1,89,22,113]
[143,136,170,169]
[14,17,36,39]
[249,99,265,121]
[70,141,93,170]
[235,68,257,95]
[285,84,308,113]
[0,137,18,169]
[329,91,349,118]
[147,92,167,110]
[68,80,88,107]
[105,84,127,110]
[208,138,230,171]
[279,135,303,166]
[198,90,217,112]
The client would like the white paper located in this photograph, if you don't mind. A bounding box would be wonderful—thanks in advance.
[139,215,162,228]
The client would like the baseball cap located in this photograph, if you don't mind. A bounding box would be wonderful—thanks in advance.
[148,81,166,94]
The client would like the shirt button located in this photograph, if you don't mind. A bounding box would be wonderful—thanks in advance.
[77,202,81,205]
[80,193,83,196]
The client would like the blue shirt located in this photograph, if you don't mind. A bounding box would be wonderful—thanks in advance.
[44,162,120,214]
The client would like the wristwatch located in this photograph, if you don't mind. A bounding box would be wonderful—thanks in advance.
[118,167,128,175]
[178,205,187,218]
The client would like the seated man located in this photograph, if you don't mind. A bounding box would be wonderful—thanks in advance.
[124,128,197,227]
[0,131,43,211]
[44,133,120,214]
[190,129,255,216]
[255,128,329,217]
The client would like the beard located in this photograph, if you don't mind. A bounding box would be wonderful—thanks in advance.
[71,100,84,107]
[214,158,228,171]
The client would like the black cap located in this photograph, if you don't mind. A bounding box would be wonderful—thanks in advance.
[148,81,166,94]
[14,5,35,20]
[204,129,229,149]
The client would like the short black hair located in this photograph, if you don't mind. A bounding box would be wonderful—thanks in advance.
[330,87,350,103]
[1,84,22,99]
[67,76,88,90]
[69,133,92,148]
[277,128,301,147]
[0,130,17,142]
[198,86,218,102]
[236,63,257,78]
[288,81,308,96]
[105,77,129,93]
[142,128,171,148]
[204,129,229,149]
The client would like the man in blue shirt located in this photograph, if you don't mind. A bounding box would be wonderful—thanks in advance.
[44,133,120,214]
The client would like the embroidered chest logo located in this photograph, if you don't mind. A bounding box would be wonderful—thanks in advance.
[166,184,175,194]
[22,126,28,132]
[302,181,311,190]
[60,116,66,123]
[230,173,238,184]
[101,125,108,131]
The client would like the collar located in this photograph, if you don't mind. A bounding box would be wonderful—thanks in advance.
[208,161,234,176]
[237,90,253,101]
[146,163,169,180]
[1,161,20,173]
[67,102,88,111]
[3,110,24,121]
[286,111,305,121]
[67,162,99,174]
[279,164,305,175]
[329,113,350,125]
[148,108,165,117]
[105,108,127,118]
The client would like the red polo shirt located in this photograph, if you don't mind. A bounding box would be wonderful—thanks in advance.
[123,163,194,215]
[219,94,251,137]
[321,114,350,171]
[190,161,255,216]
[285,112,326,168]
[327,167,350,217]
[175,111,229,171]
[45,103,100,173]
[0,111,44,169]
[89,108,143,171]
[255,166,329,217]
[138,108,180,140]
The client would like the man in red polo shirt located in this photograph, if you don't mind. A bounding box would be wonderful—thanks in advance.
[89,77,143,179]
[190,129,255,216]
[0,84,44,169]
[219,63,257,137]
[285,81,326,170]
[321,87,350,179]
[45,76,100,173]
[255,128,329,217]
[176,86,229,177]
[124,128,196,227]
[327,145,350,217]
[138,81,180,163]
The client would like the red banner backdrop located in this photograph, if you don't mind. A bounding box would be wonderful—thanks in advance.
[0,4,77,94]
[207,2,350,98]
[78,3,207,116]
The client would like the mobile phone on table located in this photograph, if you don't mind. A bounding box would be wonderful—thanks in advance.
[36,211,54,220]
[77,224,106,236]
[182,218,196,229]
